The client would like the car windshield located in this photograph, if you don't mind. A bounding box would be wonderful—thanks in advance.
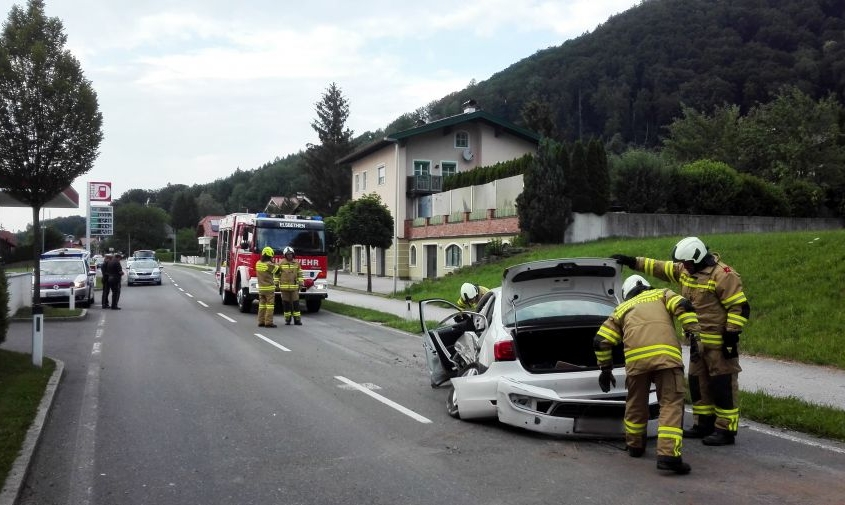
[40,261,85,276]
[134,251,155,259]
[132,260,159,269]
[503,299,615,326]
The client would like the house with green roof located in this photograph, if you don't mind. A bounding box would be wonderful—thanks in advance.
[338,100,540,282]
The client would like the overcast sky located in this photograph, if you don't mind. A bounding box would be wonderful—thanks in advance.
[0,0,639,233]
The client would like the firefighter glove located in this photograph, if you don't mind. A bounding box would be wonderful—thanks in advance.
[598,367,616,393]
[686,331,701,363]
[722,331,740,359]
[611,254,636,268]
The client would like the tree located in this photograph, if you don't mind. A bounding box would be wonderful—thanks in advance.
[195,191,226,217]
[302,83,354,215]
[0,0,103,310]
[520,99,558,139]
[333,194,393,293]
[568,141,591,212]
[516,138,572,243]
[586,139,611,214]
[170,190,199,230]
[104,203,168,253]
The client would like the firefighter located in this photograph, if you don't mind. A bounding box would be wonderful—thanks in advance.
[456,282,489,311]
[613,236,750,446]
[277,246,304,325]
[256,246,280,328]
[594,274,699,475]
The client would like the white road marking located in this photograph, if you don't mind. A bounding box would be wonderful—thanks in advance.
[746,423,845,455]
[335,376,432,424]
[185,293,194,298]
[254,333,291,352]
[178,287,185,292]
[91,342,101,355]
[217,313,237,322]
[68,332,103,504]
[173,283,178,287]
[197,301,209,308]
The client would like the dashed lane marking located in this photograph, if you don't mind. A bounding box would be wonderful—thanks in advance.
[335,376,431,424]
[217,313,237,323]
[197,301,209,308]
[254,333,291,352]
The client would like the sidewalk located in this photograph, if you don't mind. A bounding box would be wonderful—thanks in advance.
[328,271,845,409]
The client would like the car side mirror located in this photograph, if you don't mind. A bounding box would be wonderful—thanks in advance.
[240,241,249,250]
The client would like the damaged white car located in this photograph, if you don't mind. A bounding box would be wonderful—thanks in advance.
[421,257,659,438]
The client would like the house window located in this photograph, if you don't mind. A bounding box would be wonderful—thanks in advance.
[409,245,417,266]
[354,174,360,192]
[377,165,385,185]
[441,161,457,178]
[413,160,431,176]
[445,244,462,267]
[455,131,469,148]
[362,171,367,191]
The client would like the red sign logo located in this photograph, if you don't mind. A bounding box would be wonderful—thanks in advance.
[89,182,112,202]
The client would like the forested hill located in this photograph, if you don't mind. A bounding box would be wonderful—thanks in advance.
[125,0,845,216]
[419,0,845,146]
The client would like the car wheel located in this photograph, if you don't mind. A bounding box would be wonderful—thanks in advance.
[305,299,321,313]
[221,278,236,305]
[446,364,480,419]
[237,284,253,313]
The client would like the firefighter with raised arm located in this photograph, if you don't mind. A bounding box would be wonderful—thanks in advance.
[612,236,750,446]
[256,247,280,328]
[277,246,304,325]
[594,274,700,475]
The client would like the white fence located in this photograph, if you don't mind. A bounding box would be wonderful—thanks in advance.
[5,272,33,317]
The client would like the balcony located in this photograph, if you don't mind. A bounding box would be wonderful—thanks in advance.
[406,175,442,195]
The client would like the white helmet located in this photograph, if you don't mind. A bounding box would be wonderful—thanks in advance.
[283,246,295,256]
[672,236,707,263]
[622,274,651,300]
[460,282,479,304]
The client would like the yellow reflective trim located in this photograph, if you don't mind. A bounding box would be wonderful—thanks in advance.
[677,312,698,325]
[658,426,683,436]
[666,294,680,312]
[727,314,748,327]
[625,420,647,434]
[715,407,740,431]
[680,273,716,291]
[699,333,723,345]
[643,258,655,276]
[692,405,715,415]
[625,344,682,363]
[722,291,747,307]
[597,326,620,343]
[664,261,678,282]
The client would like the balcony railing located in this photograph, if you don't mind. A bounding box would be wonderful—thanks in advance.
[406,175,442,195]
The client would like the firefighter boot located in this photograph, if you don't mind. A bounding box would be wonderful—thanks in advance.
[285,317,291,325]
[683,414,715,438]
[294,317,302,326]
[702,429,735,446]
[656,456,691,475]
[627,435,646,457]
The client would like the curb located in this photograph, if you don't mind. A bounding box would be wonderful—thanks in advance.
[0,358,64,505]
[11,309,89,323]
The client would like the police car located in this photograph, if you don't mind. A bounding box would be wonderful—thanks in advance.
[38,248,96,307]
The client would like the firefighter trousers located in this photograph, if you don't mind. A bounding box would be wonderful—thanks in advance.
[281,290,301,321]
[257,291,275,325]
[625,367,685,458]
[689,346,741,434]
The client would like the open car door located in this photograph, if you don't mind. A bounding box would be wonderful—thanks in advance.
[419,298,487,387]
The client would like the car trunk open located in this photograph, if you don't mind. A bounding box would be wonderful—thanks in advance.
[510,317,624,374]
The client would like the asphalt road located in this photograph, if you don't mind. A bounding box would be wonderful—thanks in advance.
[3,265,845,505]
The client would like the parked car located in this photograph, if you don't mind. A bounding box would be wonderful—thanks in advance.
[127,259,162,286]
[420,257,659,439]
[38,253,96,307]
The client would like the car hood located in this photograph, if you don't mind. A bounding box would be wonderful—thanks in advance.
[500,257,622,320]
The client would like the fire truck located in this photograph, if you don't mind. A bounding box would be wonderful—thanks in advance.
[215,212,329,313]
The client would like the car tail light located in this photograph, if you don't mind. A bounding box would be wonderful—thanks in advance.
[494,341,516,361]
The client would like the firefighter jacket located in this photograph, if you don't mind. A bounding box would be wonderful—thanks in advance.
[633,253,748,348]
[456,285,490,311]
[255,258,279,293]
[276,258,303,292]
[594,288,700,377]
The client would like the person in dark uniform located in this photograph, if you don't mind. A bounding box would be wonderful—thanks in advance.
[101,252,113,308]
[104,253,124,310]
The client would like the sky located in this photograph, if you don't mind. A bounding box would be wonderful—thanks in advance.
[0,0,639,233]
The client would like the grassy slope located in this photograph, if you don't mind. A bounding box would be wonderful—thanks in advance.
[398,229,845,368]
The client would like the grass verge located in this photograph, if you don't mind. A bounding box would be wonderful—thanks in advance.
[324,301,845,443]
[0,350,56,488]
[12,306,84,319]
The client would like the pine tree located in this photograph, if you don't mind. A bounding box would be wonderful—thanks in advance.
[568,141,591,213]
[586,139,611,214]
[303,83,354,215]
[516,139,572,243]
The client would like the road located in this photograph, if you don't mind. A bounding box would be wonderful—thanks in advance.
[2,265,845,505]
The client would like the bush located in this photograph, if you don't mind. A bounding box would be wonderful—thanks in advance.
[610,150,675,213]
[485,238,505,257]
[674,159,740,215]
[780,179,825,217]
[732,174,791,216]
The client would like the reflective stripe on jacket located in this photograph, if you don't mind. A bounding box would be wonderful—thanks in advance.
[255,259,279,293]
[635,254,748,346]
[276,259,303,291]
[594,288,699,376]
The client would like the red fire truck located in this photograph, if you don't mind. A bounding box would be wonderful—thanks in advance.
[215,212,329,313]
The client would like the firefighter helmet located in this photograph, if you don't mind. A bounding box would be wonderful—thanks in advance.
[622,274,651,300]
[261,246,274,257]
[283,246,295,257]
[460,282,479,304]
[672,236,707,263]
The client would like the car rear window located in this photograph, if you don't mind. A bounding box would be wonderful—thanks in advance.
[504,299,615,326]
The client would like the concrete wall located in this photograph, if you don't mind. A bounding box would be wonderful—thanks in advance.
[5,272,33,317]
[565,212,843,243]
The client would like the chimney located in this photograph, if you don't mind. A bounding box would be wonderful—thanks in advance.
[462,99,478,113]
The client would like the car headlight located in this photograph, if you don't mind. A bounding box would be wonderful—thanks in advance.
[74,276,87,288]
[152,268,160,274]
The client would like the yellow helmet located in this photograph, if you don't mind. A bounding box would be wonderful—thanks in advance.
[261,246,274,257]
